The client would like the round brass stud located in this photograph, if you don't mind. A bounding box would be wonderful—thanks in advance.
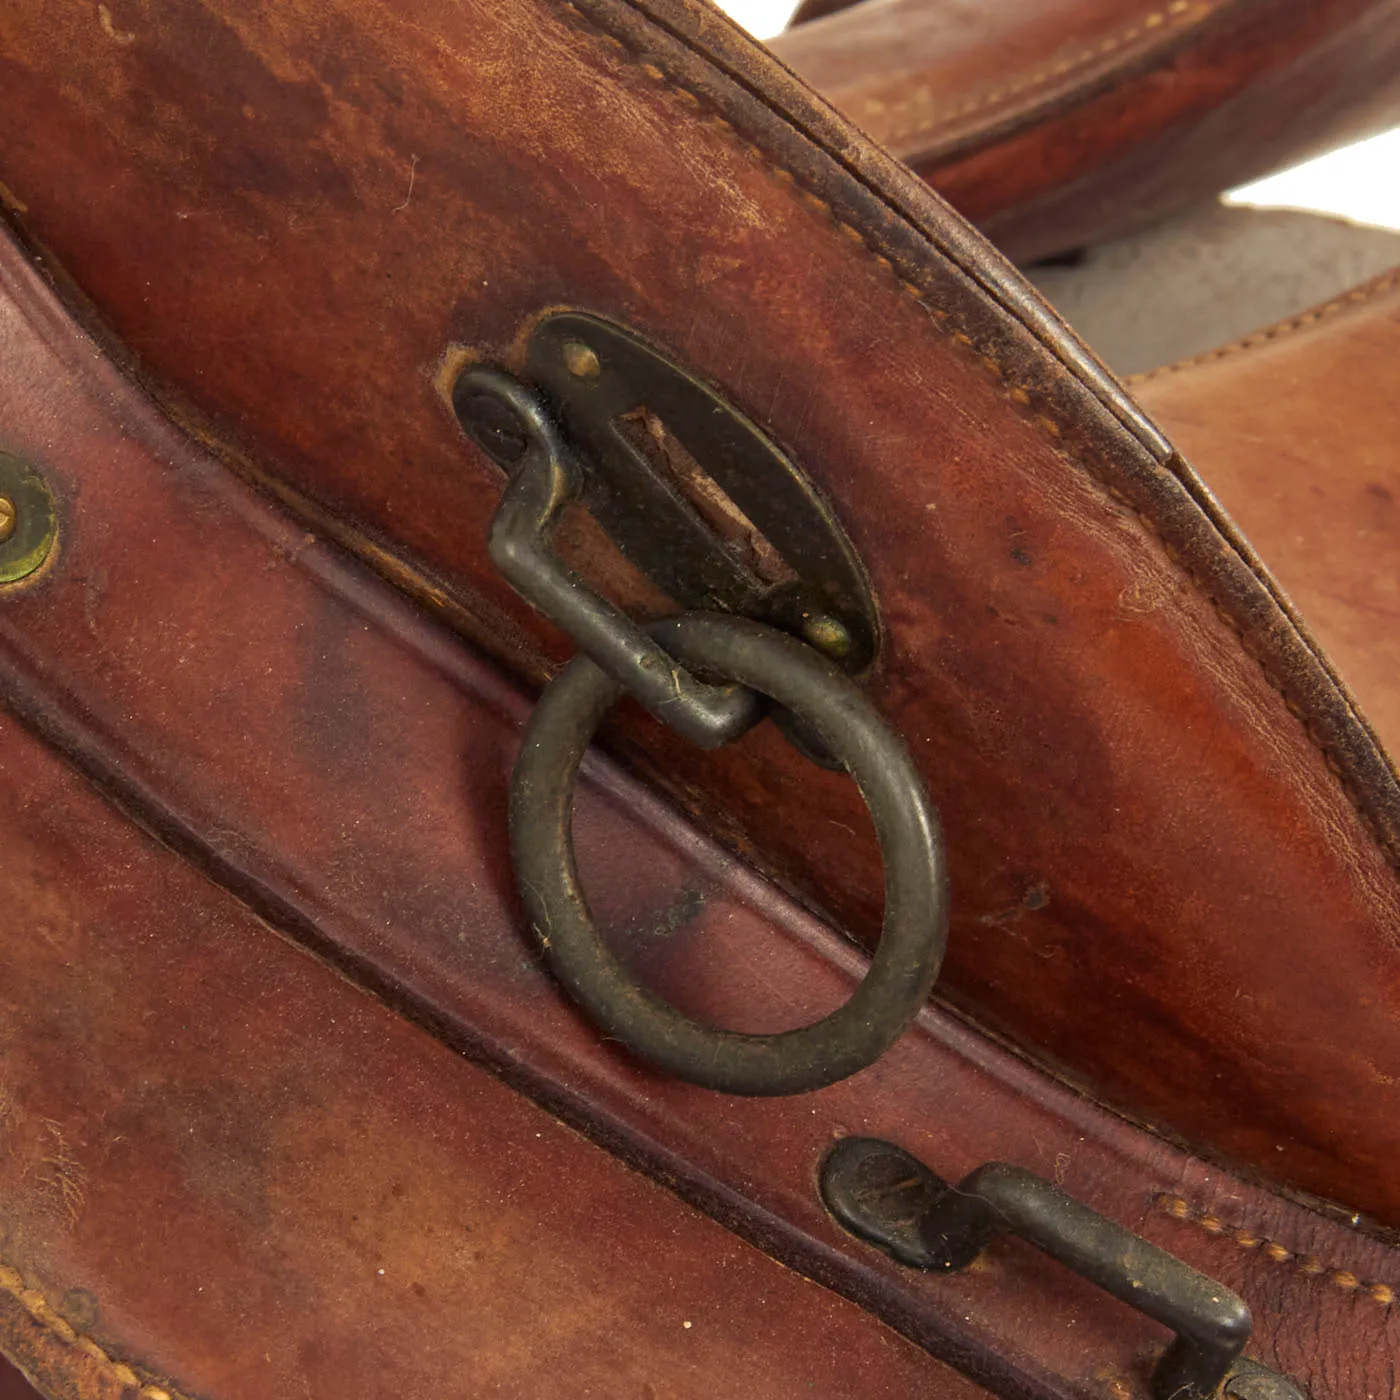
[561,340,601,379]
[0,452,58,585]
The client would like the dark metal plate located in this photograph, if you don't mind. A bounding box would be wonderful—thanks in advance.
[525,311,878,673]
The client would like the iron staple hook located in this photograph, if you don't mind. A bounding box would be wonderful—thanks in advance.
[821,1138,1311,1400]
[456,359,948,1095]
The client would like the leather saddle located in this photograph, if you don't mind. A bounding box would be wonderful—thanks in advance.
[0,1,1396,1397]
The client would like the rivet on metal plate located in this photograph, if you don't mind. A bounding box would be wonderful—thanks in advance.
[0,452,58,585]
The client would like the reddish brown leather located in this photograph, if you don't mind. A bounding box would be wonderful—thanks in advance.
[0,718,993,1400]
[772,0,1400,261]
[3,0,1400,1229]
[1136,270,1400,758]
[2,215,1399,1400]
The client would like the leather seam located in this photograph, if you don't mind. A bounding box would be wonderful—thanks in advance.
[0,1258,186,1400]
[1156,1196,1398,1306]
[1128,269,1400,383]
[563,0,1400,879]
[878,0,1221,146]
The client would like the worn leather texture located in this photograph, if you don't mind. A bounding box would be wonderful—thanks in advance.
[1136,268,1400,761]
[772,0,1400,261]
[1,217,1398,1400]
[0,715,989,1400]
[2,0,1400,1227]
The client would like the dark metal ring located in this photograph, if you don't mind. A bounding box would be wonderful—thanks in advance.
[509,613,948,1096]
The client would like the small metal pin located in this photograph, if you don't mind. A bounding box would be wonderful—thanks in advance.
[0,453,60,585]
[561,340,601,379]
[801,612,852,661]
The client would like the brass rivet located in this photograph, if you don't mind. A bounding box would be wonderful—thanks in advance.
[562,340,601,379]
[0,453,58,585]
[802,612,852,661]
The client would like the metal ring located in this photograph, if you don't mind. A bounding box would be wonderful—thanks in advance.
[509,613,948,1095]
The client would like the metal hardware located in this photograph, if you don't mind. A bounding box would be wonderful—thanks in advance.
[524,311,878,671]
[510,613,948,1096]
[456,311,878,668]
[458,367,763,749]
[464,319,944,1092]
[1222,1360,1310,1400]
[821,1138,1310,1400]
[0,453,57,584]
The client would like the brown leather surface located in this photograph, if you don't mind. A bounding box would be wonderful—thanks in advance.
[1136,269,1400,760]
[3,0,1400,1231]
[772,0,1400,261]
[1,214,1399,1400]
[0,716,991,1400]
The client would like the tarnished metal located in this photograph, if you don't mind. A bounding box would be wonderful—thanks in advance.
[469,331,945,1093]
[509,613,948,1096]
[457,368,763,749]
[523,311,879,674]
[1224,1359,1311,1400]
[821,1138,1310,1400]
[0,454,57,585]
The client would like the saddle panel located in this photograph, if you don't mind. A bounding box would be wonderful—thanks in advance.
[0,222,1396,1399]
[772,0,1400,260]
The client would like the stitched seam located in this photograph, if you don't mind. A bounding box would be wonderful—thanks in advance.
[1156,1196,1398,1306]
[1128,269,1400,382]
[560,0,1400,877]
[0,1259,186,1399]
[877,0,1219,146]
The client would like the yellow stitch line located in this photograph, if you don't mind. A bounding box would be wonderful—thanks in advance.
[47,1316,77,1345]
[0,1254,191,1398]
[881,0,1218,142]
[559,0,1400,880]
[1128,270,1400,382]
[559,1,1077,451]
[1156,1196,1397,1306]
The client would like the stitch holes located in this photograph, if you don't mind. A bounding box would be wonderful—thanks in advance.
[1156,1195,1397,1307]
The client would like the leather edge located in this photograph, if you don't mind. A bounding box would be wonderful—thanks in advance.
[574,0,1400,878]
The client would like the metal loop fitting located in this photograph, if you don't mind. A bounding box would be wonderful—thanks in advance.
[821,1138,1310,1400]
[461,367,764,750]
[510,613,949,1096]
